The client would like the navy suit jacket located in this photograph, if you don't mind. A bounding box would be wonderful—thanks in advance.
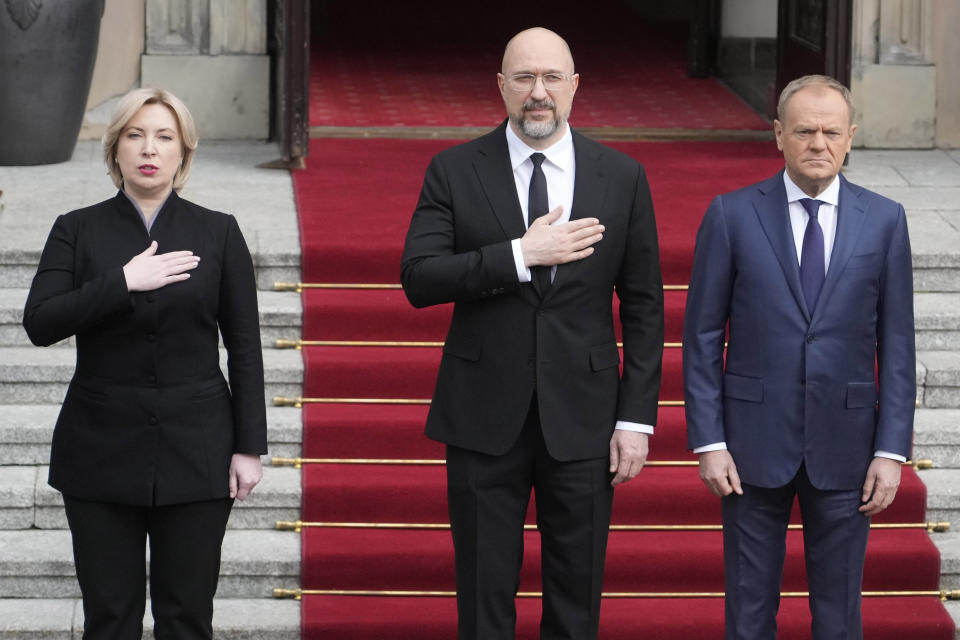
[682,171,915,490]
[401,122,664,461]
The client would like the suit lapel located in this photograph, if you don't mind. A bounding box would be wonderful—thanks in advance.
[544,131,607,301]
[811,175,867,324]
[472,122,526,242]
[472,122,541,304]
[753,172,810,322]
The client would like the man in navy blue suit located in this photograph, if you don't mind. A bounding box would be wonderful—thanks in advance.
[683,75,916,639]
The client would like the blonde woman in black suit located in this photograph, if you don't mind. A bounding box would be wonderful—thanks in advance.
[23,88,266,639]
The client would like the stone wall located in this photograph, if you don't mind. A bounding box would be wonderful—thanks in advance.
[80,0,269,141]
[80,0,145,140]
[850,0,937,148]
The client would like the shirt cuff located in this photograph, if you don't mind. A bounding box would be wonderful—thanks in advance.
[615,421,654,435]
[511,238,531,283]
[874,450,907,463]
[693,442,727,454]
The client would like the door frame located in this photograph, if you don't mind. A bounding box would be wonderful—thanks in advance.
[775,0,852,98]
[272,0,310,167]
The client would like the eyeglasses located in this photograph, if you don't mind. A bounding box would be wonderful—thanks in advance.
[505,73,572,92]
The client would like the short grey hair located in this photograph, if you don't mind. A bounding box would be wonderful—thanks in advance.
[777,75,855,125]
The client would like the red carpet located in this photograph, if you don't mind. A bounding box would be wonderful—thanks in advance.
[310,3,768,130]
[303,596,953,639]
[293,138,786,285]
[294,29,952,629]
[291,134,953,637]
[301,346,685,401]
[302,288,688,342]
[301,464,927,526]
[303,404,692,461]
[302,527,941,592]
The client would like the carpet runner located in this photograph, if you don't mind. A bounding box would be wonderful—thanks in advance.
[294,138,787,285]
[304,597,952,639]
[290,135,954,637]
[310,2,769,130]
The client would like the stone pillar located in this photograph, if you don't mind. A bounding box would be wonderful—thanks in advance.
[81,0,146,140]
[140,0,269,140]
[850,0,935,147]
[931,0,960,147]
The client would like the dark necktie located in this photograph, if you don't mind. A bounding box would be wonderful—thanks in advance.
[798,198,825,313]
[528,152,552,293]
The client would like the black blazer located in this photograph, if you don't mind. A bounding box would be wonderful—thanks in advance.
[401,122,664,461]
[23,191,267,506]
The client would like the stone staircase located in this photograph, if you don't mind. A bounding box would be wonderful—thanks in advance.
[0,141,303,638]
[2,142,960,637]
[844,149,960,634]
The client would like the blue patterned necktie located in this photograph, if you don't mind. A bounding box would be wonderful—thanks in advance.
[528,153,551,293]
[798,198,825,313]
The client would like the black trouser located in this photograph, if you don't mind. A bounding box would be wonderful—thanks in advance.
[445,399,614,640]
[62,495,233,640]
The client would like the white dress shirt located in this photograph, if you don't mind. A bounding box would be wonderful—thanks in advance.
[504,124,653,435]
[506,123,575,283]
[694,172,905,462]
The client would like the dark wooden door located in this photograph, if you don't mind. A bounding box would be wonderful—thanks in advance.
[776,0,852,98]
[271,0,310,167]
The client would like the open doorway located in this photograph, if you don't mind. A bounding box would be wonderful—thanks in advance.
[306,0,768,133]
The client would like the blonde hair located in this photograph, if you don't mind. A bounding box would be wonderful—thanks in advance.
[102,88,198,192]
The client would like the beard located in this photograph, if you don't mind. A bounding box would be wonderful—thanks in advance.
[512,98,568,140]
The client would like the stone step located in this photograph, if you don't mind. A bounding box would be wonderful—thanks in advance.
[915,409,960,468]
[5,288,959,349]
[0,598,300,639]
[916,293,960,350]
[1,259,299,294]
[0,141,302,293]
[0,289,302,348]
[0,405,302,465]
[0,347,302,405]
[0,528,299,599]
[0,464,300,531]
[918,469,960,527]
[0,349,950,410]
[933,530,960,591]
[946,601,960,640]
[918,351,960,408]
[908,208,960,293]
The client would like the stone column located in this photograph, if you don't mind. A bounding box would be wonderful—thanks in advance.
[81,0,146,140]
[931,0,960,147]
[850,0,935,147]
[140,0,270,140]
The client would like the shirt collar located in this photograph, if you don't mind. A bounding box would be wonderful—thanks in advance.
[506,122,574,173]
[121,188,175,231]
[782,171,840,207]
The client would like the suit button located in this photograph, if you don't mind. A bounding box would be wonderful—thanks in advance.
[148,375,157,384]
[806,334,815,344]
[148,416,158,425]
[147,333,156,342]
[146,294,155,303]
